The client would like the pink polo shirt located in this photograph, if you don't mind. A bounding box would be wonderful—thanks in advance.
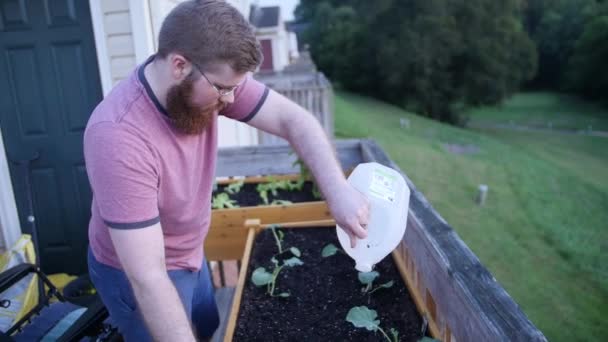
[84,56,268,271]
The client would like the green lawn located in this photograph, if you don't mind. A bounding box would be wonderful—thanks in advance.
[467,92,608,131]
[334,91,608,342]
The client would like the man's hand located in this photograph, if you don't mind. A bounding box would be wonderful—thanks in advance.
[326,182,370,248]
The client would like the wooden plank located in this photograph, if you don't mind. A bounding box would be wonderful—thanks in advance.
[215,174,301,185]
[392,247,441,339]
[211,201,331,229]
[205,227,246,260]
[223,226,256,342]
[362,139,547,341]
[205,202,332,261]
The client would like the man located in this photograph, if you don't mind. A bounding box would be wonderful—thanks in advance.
[84,1,369,341]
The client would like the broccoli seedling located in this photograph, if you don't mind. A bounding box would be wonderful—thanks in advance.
[225,179,244,194]
[251,256,303,297]
[251,226,303,297]
[346,306,398,342]
[358,271,394,294]
[291,156,322,198]
[321,243,342,257]
[211,193,238,209]
[269,225,301,257]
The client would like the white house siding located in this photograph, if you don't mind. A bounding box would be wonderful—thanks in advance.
[98,1,138,86]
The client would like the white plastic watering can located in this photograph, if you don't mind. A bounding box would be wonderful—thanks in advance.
[336,162,411,272]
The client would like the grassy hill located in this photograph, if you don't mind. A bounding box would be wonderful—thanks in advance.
[467,92,608,131]
[334,91,608,342]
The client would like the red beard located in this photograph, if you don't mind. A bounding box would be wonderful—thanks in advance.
[165,76,226,135]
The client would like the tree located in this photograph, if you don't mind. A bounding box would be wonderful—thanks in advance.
[524,0,596,88]
[565,2,608,103]
[296,0,537,123]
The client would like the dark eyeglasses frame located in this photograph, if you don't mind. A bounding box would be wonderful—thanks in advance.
[189,60,241,97]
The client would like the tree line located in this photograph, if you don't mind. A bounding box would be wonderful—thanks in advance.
[296,0,608,123]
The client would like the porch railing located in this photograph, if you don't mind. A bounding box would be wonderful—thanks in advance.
[254,71,334,145]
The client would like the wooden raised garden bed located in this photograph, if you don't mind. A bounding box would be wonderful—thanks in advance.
[227,220,429,341]
[206,139,547,342]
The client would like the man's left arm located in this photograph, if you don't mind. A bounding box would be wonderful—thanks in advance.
[247,90,369,247]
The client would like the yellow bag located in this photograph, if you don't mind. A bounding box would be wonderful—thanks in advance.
[0,234,38,330]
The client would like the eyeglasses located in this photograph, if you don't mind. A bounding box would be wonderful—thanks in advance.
[189,60,241,97]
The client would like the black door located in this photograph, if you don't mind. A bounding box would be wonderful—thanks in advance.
[0,0,103,274]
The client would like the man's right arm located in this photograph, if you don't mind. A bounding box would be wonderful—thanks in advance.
[109,223,196,342]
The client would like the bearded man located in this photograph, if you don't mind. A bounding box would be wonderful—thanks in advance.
[84,1,369,341]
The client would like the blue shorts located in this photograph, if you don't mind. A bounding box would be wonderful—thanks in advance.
[87,248,219,341]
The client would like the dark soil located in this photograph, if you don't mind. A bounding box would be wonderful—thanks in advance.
[215,181,319,207]
[233,227,424,342]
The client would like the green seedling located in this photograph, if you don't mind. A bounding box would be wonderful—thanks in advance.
[256,174,305,205]
[321,243,341,257]
[291,156,321,198]
[225,179,244,194]
[358,271,394,294]
[251,256,303,297]
[211,193,238,209]
[256,178,288,204]
[271,225,286,254]
[256,183,270,205]
[251,225,303,297]
[346,306,399,342]
[269,225,301,257]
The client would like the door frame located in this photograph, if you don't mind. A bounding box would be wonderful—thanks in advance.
[0,0,155,250]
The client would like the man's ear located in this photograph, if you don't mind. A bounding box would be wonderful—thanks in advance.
[168,53,191,81]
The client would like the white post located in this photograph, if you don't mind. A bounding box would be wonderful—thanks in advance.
[477,184,488,206]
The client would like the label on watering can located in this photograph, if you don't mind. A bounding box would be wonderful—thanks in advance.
[369,168,397,203]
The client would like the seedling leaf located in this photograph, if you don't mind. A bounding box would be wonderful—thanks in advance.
[211,193,238,209]
[278,292,290,298]
[381,280,394,289]
[252,267,273,286]
[225,180,244,194]
[322,244,339,257]
[390,328,399,341]
[358,271,379,285]
[284,257,304,267]
[346,306,380,332]
[289,247,301,257]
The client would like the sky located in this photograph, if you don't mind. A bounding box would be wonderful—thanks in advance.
[255,0,300,21]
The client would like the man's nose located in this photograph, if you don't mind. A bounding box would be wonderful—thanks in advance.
[219,92,235,105]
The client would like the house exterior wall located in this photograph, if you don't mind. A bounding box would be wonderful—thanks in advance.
[102,1,138,86]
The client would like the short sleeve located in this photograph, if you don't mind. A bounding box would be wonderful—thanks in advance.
[84,122,160,229]
[220,75,269,122]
